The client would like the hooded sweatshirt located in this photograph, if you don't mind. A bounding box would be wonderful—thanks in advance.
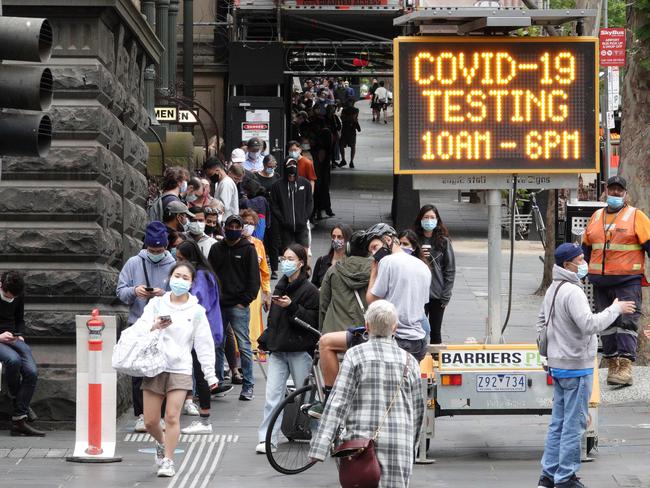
[123,292,217,385]
[270,176,313,231]
[319,256,371,334]
[191,269,223,345]
[207,237,260,307]
[116,249,176,325]
[536,265,623,371]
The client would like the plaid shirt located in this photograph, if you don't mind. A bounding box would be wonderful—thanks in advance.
[309,336,425,487]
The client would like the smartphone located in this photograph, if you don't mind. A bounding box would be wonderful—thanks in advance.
[12,332,23,337]
[373,247,390,263]
[144,287,154,292]
[158,315,172,323]
[271,295,281,300]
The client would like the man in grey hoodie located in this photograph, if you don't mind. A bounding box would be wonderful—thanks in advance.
[116,221,176,432]
[537,243,635,488]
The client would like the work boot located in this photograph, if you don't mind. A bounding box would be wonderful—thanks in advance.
[611,357,633,386]
[605,357,620,385]
[11,418,45,437]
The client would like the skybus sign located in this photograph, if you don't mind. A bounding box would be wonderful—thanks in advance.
[393,36,599,175]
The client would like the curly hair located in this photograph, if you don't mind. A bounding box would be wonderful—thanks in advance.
[1,271,25,296]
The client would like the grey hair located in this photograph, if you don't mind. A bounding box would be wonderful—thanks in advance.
[364,300,398,338]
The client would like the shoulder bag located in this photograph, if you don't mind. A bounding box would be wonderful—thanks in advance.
[537,281,567,358]
[331,351,409,488]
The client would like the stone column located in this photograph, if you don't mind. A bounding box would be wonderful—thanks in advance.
[155,0,170,93]
[168,0,179,94]
[0,0,163,424]
[142,0,158,122]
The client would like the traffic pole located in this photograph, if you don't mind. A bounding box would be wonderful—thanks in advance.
[67,309,121,463]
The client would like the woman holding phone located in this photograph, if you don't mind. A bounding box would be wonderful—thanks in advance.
[413,204,456,344]
[122,262,218,477]
[255,244,319,454]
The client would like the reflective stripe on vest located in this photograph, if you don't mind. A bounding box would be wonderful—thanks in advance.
[586,206,645,276]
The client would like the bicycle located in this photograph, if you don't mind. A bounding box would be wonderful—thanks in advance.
[527,189,547,249]
[264,317,325,475]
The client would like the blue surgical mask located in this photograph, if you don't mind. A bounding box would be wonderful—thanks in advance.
[248,151,259,159]
[289,150,301,160]
[576,263,589,280]
[147,251,165,263]
[169,277,192,296]
[170,248,177,259]
[421,219,438,231]
[264,167,275,176]
[185,193,198,203]
[606,195,624,210]
[280,260,299,277]
[180,181,188,193]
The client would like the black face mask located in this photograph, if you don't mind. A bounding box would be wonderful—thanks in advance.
[373,246,390,263]
[286,166,298,177]
[205,224,217,235]
[210,173,219,185]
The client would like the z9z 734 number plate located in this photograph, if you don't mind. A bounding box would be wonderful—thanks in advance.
[476,374,526,392]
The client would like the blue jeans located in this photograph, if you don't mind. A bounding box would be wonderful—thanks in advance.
[541,374,593,485]
[257,351,312,445]
[0,340,38,418]
[215,306,254,388]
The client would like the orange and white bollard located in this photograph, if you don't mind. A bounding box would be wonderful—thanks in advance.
[67,309,121,463]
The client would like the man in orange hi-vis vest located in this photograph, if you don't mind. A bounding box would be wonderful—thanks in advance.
[582,176,650,386]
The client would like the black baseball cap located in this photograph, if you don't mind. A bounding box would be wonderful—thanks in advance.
[224,214,243,227]
[606,176,627,190]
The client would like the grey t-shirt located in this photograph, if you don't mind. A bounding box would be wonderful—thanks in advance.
[370,251,431,340]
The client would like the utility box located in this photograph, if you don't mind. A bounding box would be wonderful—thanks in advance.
[226,96,285,166]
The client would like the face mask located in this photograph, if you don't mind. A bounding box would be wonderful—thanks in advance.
[205,224,217,235]
[421,219,438,231]
[169,277,192,296]
[186,193,198,203]
[147,251,165,263]
[331,238,345,251]
[289,150,301,159]
[180,181,188,193]
[264,167,275,176]
[180,218,190,232]
[280,260,299,277]
[400,246,414,255]
[188,221,205,235]
[170,248,177,259]
[606,195,624,210]
[373,246,390,263]
[286,166,298,177]
[0,289,15,303]
[225,229,242,242]
[575,263,589,280]
[248,151,259,159]
[243,224,255,237]
[301,143,311,151]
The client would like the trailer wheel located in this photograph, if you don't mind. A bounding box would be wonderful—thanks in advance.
[586,436,597,454]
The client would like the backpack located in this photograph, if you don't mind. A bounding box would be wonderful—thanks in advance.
[537,281,567,358]
[147,196,164,223]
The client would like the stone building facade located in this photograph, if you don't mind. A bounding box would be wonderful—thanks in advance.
[0,0,163,423]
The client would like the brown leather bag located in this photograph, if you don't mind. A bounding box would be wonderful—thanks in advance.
[331,352,409,488]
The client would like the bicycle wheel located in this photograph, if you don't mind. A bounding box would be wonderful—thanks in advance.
[533,208,547,248]
[266,383,319,475]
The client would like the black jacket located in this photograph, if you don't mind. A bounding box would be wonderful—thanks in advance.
[208,237,260,307]
[419,235,456,303]
[262,276,319,353]
[311,254,333,288]
[270,177,314,231]
[0,294,24,335]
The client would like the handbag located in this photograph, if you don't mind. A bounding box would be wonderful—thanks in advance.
[331,352,409,488]
[537,280,567,358]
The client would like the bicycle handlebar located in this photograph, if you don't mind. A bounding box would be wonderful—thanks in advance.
[293,316,322,339]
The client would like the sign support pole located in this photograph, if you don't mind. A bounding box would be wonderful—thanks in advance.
[600,0,611,181]
[486,189,502,344]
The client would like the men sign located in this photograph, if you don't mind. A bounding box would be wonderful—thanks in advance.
[394,37,599,174]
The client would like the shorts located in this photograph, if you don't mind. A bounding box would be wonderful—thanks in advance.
[346,326,369,349]
[141,372,193,395]
[396,337,428,362]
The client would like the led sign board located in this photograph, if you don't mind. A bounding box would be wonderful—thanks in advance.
[394,37,599,174]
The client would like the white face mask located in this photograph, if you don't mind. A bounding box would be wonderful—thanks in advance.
[0,289,15,303]
[188,221,206,235]
[243,224,255,237]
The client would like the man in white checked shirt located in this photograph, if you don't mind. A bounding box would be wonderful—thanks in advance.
[309,300,425,488]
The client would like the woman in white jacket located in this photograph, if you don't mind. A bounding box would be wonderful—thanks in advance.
[125,262,218,477]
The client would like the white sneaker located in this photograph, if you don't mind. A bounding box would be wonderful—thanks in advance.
[157,458,176,477]
[182,400,200,416]
[155,441,165,466]
[181,421,212,435]
[255,442,276,454]
[134,414,146,433]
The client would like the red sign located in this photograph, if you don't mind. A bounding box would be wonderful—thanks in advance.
[599,28,626,67]
[296,0,387,5]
